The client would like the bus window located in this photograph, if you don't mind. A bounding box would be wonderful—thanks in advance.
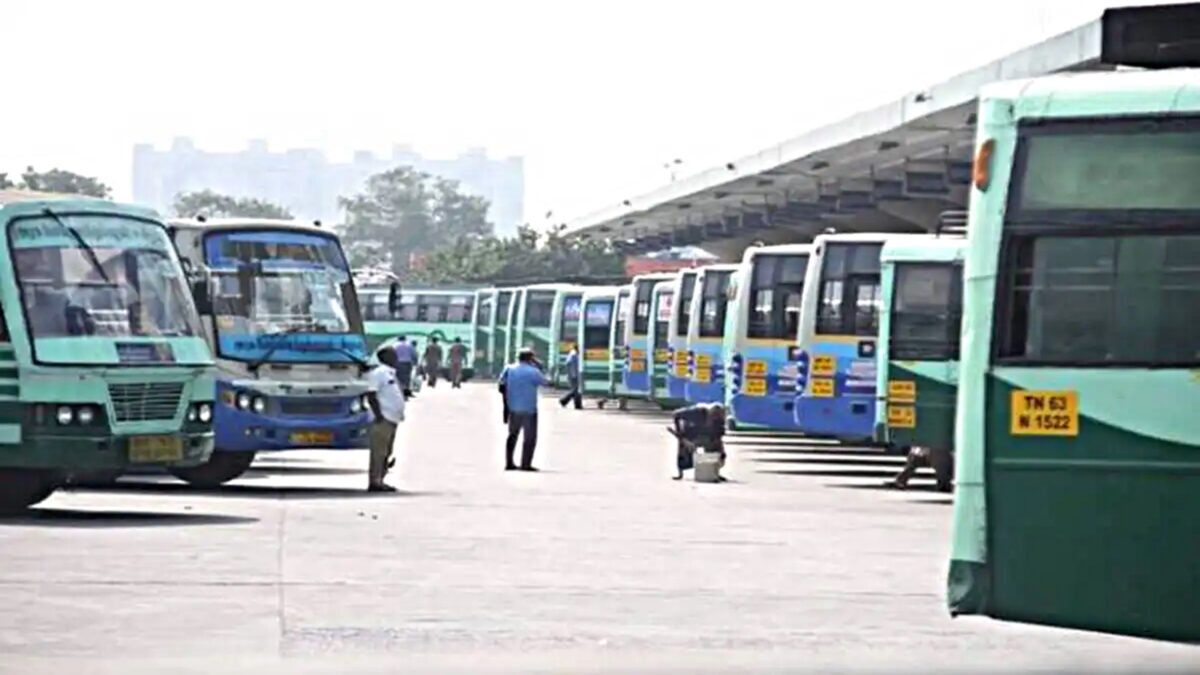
[446,294,473,323]
[748,254,808,339]
[584,301,612,348]
[525,291,555,328]
[475,296,492,325]
[654,292,673,349]
[495,292,512,324]
[633,282,653,335]
[396,293,420,321]
[614,294,630,345]
[999,234,1200,364]
[676,274,696,337]
[417,294,449,322]
[560,296,581,346]
[698,272,731,337]
[816,243,882,336]
[890,263,962,361]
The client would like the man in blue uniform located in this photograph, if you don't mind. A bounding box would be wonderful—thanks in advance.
[498,348,550,471]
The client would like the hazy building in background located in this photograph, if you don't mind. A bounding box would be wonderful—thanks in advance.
[131,138,525,236]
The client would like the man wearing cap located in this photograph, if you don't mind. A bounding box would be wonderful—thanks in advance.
[498,348,550,471]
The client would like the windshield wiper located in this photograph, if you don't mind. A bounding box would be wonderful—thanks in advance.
[246,323,317,373]
[43,209,111,285]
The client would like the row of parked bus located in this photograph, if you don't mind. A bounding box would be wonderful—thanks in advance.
[359,65,1200,643]
[0,194,394,511]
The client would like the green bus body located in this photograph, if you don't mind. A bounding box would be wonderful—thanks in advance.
[472,289,496,377]
[489,289,516,372]
[579,286,619,396]
[948,69,1200,641]
[512,284,578,371]
[0,197,215,509]
[551,288,584,387]
[875,236,966,451]
[361,287,477,376]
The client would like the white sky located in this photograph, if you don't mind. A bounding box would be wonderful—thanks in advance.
[2,0,1152,227]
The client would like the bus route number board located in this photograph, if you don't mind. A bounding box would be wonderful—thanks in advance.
[744,378,767,396]
[1010,390,1079,437]
[745,360,767,377]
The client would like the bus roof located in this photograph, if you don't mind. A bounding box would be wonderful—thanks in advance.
[881,235,967,264]
[697,263,742,274]
[582,286,620,299]
[168,217,332,236]
[521,282,582,291]
[812,231,932,247]
[740,243,813,263]
[631,272,678,284]
[980,67,1200,118]
[0,192,160,221]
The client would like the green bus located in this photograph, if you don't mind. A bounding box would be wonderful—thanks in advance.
[874,234,965,490]
[513,284,579,371]
[579,286,618,397]
[551,287,584,387]
[488,288,517,371]
[360,286,477,376]
[472,288,496,377]
[0,194,216,511]
[948,66,1200,640]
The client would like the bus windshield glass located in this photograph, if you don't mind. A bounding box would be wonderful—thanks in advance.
[654,291,673,348]
[748,254,807,339]
[584,300,612,348]
[698,271,731,337]
[525,291,555,328]
[890,263,962,361]
[560,296,582,344]
[11,213,202,362]
[676,273,696,337]
[816,243,882,336]
[614,294,630,344]
[204,229,364,364]
[633,281,654,335]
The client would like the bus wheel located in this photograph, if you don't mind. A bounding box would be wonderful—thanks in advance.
[597,399,607,409]
[0,469,58,514]
[618,398,628,411]
[169,451,256,488]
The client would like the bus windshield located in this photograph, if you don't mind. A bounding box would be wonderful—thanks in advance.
[633,281,654,335]
[654,291,673,348]
[748,254,807,339]
[525,291,555,328]
[614,294,630,344]
[698,271,731,337]
[560,295,581,345]
[11,213,202,360]
[816,243,883,336]
[676,273,696,337]
[890,262,962,361]
[204,229,364,364]
[584,300,612,349]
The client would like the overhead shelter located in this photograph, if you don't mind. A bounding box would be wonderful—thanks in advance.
[563,16,1115,260]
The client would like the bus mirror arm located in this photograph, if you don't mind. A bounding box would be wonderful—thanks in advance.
[388,282,403,315]
[190,267,214,316]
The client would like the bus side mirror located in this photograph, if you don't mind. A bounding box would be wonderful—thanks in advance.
[191,266,213,316]
[388,282,403,316]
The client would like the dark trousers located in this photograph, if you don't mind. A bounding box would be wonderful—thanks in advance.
[506,412,538,469]
[559,377,582,409]
[396,362,414,394]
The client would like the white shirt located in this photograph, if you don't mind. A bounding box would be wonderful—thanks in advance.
[367,365,406,424]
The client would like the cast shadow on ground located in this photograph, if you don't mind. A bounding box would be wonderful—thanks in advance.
[243,464,366,477]
[0,508,258,528]
[827,482,948,497]
[70,481,438,501]
[743,456,905,467]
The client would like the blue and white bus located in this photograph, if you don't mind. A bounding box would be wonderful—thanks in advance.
[169,218,372,486]
[792,233,920,442]
[727,244,811,430]
[684,263,740,404]
[621,272,676,397]
[664,269,698,403]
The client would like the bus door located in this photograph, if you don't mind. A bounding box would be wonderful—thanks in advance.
[580,296,614,395]
[649,287,675,403]
[667,272,696,401]
[685,270,733,404]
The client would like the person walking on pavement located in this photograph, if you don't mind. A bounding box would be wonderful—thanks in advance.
[498,347,550,472]
[423,337,444,387]
[448,337,468,388]
[392,335,417,398]
[366,346,406,492]
[558,344,582,409]
[668,402,727,481]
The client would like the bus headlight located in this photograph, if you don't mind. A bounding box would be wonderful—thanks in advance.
[56,406,74,425]
[187,406,198,422]
[350,397,363,413]
[252,396,266,414]
[236,392,252,410]
[198,403,213,423]
[77,406,96,425]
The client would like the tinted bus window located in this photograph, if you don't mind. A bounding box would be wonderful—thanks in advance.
[748,254,808,339]
[890,263,962,361]
[360,291,389,320]
[999,234,1200,365]
[397,293,420,321]
[525,291,555,328]
[614,294,630,345]
[676,274,696,337]
[584,301,613,349]
[816,243,882,336]
[560,296,582,344]
[495,292,512,324]
[447,294,474,323]
[633,281,654,335]
[654,291,673,349]
[475,296,492,324]
[698,271,732,338]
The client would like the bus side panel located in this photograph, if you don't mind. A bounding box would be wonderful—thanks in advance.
[623,337,652,393]
[984,370,1200,642]
[730,343,800,430]
[885,360,957,450]
[684,341,725,404]
[794,340,877,441]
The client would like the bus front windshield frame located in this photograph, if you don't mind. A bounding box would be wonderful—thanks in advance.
[9,212,205,365]
[204,228,365,365]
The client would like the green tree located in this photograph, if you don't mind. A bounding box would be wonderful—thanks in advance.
[412,225,625,285]
[0,173,13,190]
[19,166,111,198]
[172,190,293,219]
[339,167,492,277]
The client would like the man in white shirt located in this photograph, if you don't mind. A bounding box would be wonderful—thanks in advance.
[366,346,407,492]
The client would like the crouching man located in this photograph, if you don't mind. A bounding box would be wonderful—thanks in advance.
[667,402,727,481]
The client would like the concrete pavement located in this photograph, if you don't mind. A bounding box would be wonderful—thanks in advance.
[0,382,1196,673]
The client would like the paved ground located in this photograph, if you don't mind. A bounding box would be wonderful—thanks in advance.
[1,382,1196,674]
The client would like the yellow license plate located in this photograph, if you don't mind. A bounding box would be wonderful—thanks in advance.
[889,380,917,403]
[695,354,713,369]
[128,435,183,463]
[812,355,837,377]
[888,404,916,428]
[694,369,711,384]
[744,378,767,396]
[1010,390,1079,437]
[810,378,835,398]
[290,430,335,445]
[745,360,768,377]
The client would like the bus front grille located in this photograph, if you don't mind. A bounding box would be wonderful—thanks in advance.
[279,399,343,416]
[108,382,185,422]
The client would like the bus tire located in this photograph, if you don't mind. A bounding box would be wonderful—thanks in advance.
[170,451,256,488]
[0,469,58,514]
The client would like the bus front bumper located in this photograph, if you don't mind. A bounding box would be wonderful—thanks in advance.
[0,430,214,472]
[213,406,372,453]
